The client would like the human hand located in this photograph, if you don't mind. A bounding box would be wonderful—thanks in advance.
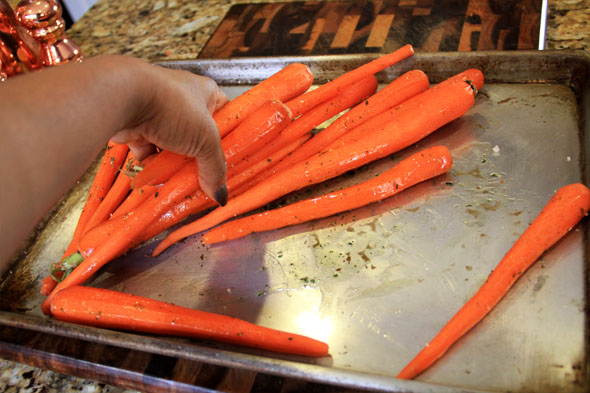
[110,59,229,205]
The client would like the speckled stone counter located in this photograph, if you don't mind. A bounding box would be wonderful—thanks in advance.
[65,0,589,61]
[1,0,589,391]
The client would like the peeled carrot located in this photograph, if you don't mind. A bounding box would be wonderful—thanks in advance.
[326,69,483,151]
[203,145,452,244]
[84,151,137,232]
[42,162,202,315]
[110,184,158,219]
[228,75,378,177]
[397,183,590,380]
[78,135,313,259]
[214,63,313,137]
[285,44,414,117]
[127,100,292,195]
[152,75,477,257]
[51,286,329,357]
[222,99,292,166]
[131,150,190,189]
[267,69,430,177]
[435,68,484,92]
[226,134,312,195]
[40,142,128,295]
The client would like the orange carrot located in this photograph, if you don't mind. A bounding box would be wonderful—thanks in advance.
[152,75,477,257]
[267,69,430,177]
[222,99,292,165]
[214,63,313,137]
[203,146,452,244]
[40,142,128,295]
[397,183,590,380]
[78,135,313,259]
[78,194,212,259]
[84,151,137,232]
[226,134,312,195]
[131,150,190,189]
[285,44,414,117]
[51,286,329,357]
[228,75,378,176]
[110,184,158,219]
[325,69,483,151]
[42,162,202,315]
[435,68,484,92]
[129,100,292,192]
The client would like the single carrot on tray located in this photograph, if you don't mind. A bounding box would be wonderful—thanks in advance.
[51,286,329,357]
[42,161,202,315]
[397,183,590,380]
[203,145,453,244]
[285,44,414,117]
[152,73,478,257]
[40,142,128,295]
[214,62,313,137]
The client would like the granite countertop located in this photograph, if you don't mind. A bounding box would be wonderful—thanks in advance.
[1,0,589,392]
[67,0,588,61]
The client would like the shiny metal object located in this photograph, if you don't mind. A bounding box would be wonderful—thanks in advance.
[0,51,589,393]
[15,0,82,66]
[0,0,41,72]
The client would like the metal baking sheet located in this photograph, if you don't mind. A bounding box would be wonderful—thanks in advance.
[1,51,589,392]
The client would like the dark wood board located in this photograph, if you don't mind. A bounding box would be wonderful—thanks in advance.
[199,0,543,58]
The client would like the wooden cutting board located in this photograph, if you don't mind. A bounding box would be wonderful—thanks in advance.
[199,0,543,58]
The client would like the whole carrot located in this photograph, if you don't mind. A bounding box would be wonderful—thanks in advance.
[42,162,202,315]
[228,75,378,177]
[397,183,590,380]
[325,69,483,151]
[203,146,452,244]
[152,75,476,257]
[84,151,137,232]
[40,142,128,295]
[285,44,414,117]
[51,286,329,357]
[78,135,313,258]
[214,62,313,137]
[267,69,430,177]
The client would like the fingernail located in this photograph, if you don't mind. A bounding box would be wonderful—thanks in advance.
[214,184,228,207]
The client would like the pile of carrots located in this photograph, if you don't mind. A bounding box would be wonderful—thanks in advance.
[37,44,590,376]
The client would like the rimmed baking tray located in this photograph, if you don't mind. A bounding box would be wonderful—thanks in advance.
[1,50,589,392]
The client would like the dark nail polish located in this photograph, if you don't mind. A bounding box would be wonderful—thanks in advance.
[214,184,228,206]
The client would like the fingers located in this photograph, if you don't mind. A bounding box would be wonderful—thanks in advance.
[208,82,229,114]
[113,65,229,206]
[191,119,228,206]
[128,144,156,161]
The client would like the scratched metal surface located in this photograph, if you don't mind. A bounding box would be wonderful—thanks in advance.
[1,51,588,392]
